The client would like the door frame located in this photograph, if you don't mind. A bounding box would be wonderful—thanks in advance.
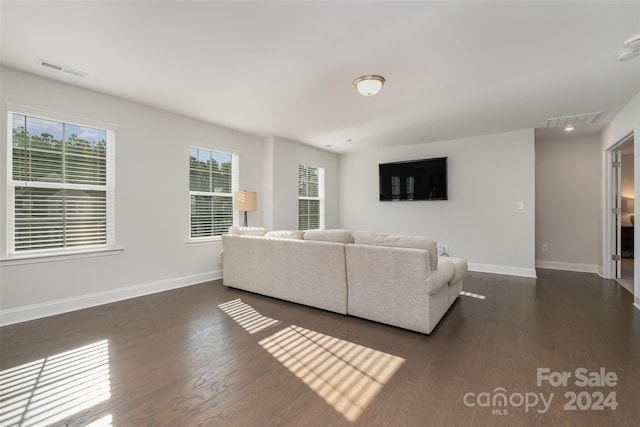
[604,132,634,280]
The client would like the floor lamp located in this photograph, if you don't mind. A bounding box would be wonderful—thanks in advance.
[233,191,257,227]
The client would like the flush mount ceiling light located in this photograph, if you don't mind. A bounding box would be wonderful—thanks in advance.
[617,33,640,61]
[618,48,640,61]
[624,33,640,49]
[353,75,385,96]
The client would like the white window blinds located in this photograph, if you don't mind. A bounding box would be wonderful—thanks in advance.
[7,112,115,255]
[298,164,323,231]
[189,147,235,238]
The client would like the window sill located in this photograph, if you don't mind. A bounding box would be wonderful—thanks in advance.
[0,247,124,267]
[185,237,222,247]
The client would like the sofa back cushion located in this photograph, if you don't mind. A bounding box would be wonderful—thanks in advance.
[303,229,354,244]
[228,226,268,236]
[265,230,305,240]
[353,231,438,270]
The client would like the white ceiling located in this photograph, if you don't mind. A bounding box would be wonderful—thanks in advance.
[1,1,639,152]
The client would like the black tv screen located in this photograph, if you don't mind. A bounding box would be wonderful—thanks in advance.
[379,157,447,201]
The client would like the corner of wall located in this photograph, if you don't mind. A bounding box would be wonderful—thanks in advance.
[262,137,275,229]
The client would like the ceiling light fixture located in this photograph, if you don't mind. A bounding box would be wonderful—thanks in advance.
[353,75,385,96]
[624,33,640,49]
[565,125,575,132]
[618,33,640,61]
[618,48,640,61]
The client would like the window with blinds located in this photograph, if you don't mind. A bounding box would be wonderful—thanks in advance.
[298,164,324,231]
[189,147,236,238]
[7,111,115,255]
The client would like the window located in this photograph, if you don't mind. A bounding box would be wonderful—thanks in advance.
[298,164,324,230]
[7,111,115,256]
[189,147,237,238]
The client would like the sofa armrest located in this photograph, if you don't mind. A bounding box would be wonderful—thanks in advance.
[346,244,454,333]
[425,262,456,294]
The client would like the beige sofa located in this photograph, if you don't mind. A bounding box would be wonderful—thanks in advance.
[221,228,467,334]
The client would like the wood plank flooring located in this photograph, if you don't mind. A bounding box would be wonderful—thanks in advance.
[1,269,639,426]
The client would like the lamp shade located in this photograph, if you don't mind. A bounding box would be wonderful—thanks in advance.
[625,198,635,212]
[233,191,257,212]
[353,75,385,96]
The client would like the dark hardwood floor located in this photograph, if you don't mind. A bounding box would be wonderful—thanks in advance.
[1,269,639,426]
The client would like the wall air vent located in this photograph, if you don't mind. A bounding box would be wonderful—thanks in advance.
[545,112,602,129]
[39,59,87,77]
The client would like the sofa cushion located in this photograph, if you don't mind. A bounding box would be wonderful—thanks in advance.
[265,230,305,240]
[303,229,354,244]
[228,226,268,236]
[353,231,438,270]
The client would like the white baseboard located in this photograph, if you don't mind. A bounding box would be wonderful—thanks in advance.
[0,270,222,327]
[535,260,600,274]
[467,263,537,278]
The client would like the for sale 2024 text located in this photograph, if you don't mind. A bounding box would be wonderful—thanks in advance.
[537,367,618,411]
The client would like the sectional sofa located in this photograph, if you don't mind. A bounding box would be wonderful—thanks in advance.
[221,228,467,334]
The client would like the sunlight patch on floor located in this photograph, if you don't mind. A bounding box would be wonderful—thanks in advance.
[460,290,486,300]
[0,340,111,427]
[218,299,281,334]
[259,325,405,422]
[85,413,113,426]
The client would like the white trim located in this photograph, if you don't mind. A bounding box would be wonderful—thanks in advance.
[467,262,537,278]
[1,247,123,266]
[6,102,118,131]
[634,302,640,311]
[185,237,222,246]
[535,260,600,274]
[602,132,634,280]
[0,270,222,326]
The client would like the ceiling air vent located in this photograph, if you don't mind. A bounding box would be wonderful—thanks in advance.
[545,112,602,129]
[39,59,87,77]
[40,60,63,71]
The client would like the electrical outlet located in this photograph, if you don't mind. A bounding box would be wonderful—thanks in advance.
[541,244,548,252]
[442,244,450,255]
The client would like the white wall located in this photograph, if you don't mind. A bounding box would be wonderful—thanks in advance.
[0,67,265,323]
[339,129,536,277]
[261,137,275,229]
[263,136,339,230]
[602,91,640,309]
[535,134,602,272]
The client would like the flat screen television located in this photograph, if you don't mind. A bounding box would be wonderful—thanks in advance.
[379,157,447,201]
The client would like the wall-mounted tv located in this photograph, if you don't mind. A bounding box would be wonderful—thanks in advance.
[379,157,447,201]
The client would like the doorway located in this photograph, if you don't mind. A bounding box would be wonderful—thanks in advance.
[610,135,634,294]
